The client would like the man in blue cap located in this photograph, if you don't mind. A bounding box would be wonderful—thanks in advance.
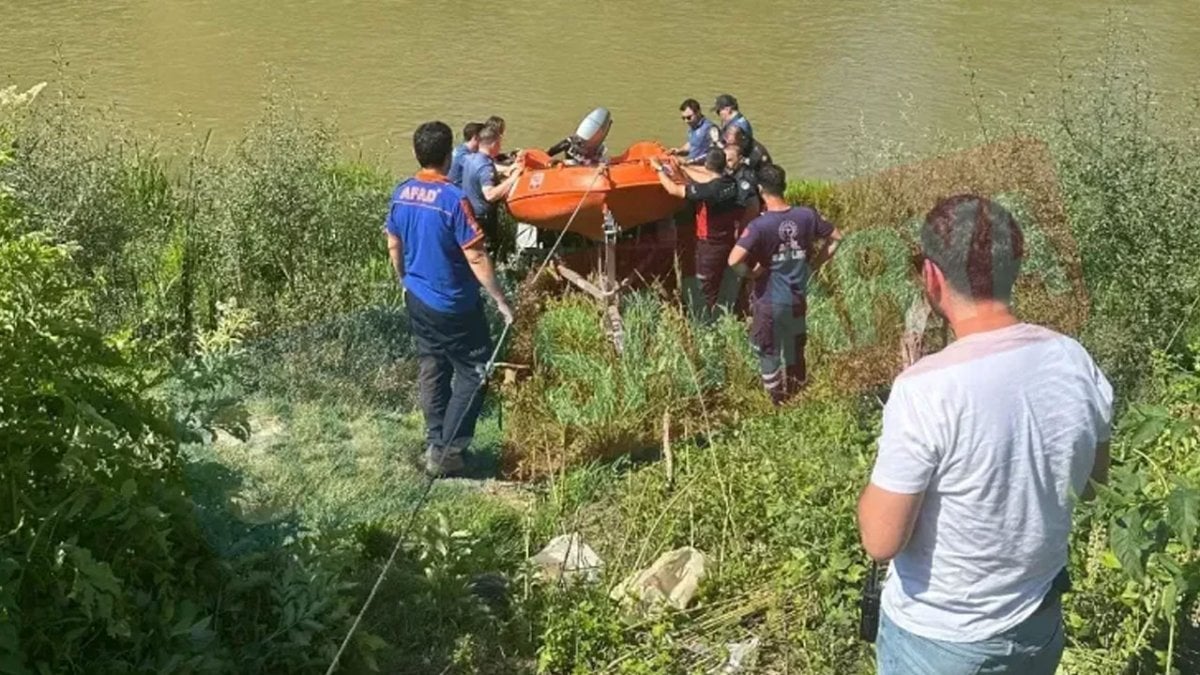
[713,94,753,140]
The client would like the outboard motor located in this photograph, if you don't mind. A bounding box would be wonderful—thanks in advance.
[572,107,612,157]
[547,107,613,165]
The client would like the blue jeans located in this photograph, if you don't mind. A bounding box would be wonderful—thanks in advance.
[877,597,1064,675]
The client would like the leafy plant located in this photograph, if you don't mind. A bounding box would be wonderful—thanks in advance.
[0,231,377,673]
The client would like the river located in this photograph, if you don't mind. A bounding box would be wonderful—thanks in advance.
[3,1,1199,176]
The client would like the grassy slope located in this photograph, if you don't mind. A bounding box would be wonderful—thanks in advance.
[196,397,524,535]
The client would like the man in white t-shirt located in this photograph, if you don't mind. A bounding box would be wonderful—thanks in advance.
[857,194,1113,674]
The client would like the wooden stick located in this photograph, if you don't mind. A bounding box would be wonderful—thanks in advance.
[662,410,674,490]
[554,262,606,301]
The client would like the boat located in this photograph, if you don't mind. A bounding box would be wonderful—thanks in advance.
[506,141,685,241]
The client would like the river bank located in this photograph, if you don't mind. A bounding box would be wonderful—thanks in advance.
[3,49,1200,673]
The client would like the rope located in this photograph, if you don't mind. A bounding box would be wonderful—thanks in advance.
[325,321,511,674]
[530,166,608,284]
[324,171,605,674]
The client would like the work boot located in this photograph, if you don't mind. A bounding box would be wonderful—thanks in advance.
[423,445,465,477]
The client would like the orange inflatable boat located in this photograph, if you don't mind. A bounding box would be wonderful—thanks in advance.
[506,141,684,241]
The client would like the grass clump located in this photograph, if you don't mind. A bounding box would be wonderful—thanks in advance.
[501,290,764,480]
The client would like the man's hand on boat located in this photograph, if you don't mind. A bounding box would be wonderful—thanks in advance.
[649,156,685,181]
[497,155,525,178]
[648,156,671,174]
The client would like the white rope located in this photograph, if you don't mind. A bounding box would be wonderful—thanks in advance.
[324,169,607,674]
[530,166,608,284]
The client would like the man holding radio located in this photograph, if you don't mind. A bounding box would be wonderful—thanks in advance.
[856,195,1113,674]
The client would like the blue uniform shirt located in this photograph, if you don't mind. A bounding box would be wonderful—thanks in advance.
[386,169,486,314]
[687,117,716,162]
[460,151,497,220]
[448,143,471,186]
[723,112,753,140]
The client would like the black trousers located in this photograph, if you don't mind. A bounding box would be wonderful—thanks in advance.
[406,291,492,453]
[694,239,736,320]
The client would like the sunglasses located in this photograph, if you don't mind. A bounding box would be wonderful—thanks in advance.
[681,114,695,122]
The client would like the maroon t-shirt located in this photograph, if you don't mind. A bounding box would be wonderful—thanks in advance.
[736,206,834,308]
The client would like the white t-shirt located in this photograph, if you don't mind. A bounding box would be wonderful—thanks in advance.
[871,322,1113,643]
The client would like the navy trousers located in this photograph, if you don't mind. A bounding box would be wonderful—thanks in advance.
[406,291,492,454]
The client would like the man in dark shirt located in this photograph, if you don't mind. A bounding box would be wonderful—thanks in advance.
[723,136,761,225]
[651,148,742,318]
[729,163,842,405]
[385,121,515,476]
[724,125,771,173]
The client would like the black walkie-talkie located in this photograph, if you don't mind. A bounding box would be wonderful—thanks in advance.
[859,561,884,643]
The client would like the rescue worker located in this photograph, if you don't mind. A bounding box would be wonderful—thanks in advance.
[713,94,753,140]
[724,125,771,173]
[461,125,524,259]
[384,121,515,476]
[485,116,518,165]
[724,135,761,222]
[650,148,742,317]
[668,99,716,165]
[448,121,483,187]
[728,163,842,405]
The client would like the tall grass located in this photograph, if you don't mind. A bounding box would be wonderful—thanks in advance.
[3,90,398,382]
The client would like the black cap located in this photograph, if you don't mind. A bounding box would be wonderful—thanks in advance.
[712,94,738,112]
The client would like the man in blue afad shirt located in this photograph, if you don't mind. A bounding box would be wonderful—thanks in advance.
[667,98,715,164]
[728,163,842,405]
[385,121,515,476]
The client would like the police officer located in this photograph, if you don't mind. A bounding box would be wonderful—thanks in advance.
[668,98,716,165]
[713,94,753,139]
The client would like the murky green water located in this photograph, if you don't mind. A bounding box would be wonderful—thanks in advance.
[4,1,1199,176]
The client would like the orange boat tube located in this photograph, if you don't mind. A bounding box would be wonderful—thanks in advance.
[506,141,685,241]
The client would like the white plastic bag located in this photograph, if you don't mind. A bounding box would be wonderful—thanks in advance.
[529,533,603,583]
[610,546,708,611]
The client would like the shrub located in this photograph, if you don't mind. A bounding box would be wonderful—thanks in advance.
[0,232,378,673]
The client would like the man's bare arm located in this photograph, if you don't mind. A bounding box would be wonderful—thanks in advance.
[654,169,686,198]
[811,227,844,271]
[386,231,404,283]
[481,170,522,202]
[649,158,687,198]
[728,244,750,276]
[463,241,514,324]
[857,484,924,561]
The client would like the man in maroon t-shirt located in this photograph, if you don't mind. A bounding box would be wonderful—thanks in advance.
[652,148,743,318]
[729,163,842,404]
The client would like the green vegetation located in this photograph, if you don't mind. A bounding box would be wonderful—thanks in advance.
[3,41,1200,675]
